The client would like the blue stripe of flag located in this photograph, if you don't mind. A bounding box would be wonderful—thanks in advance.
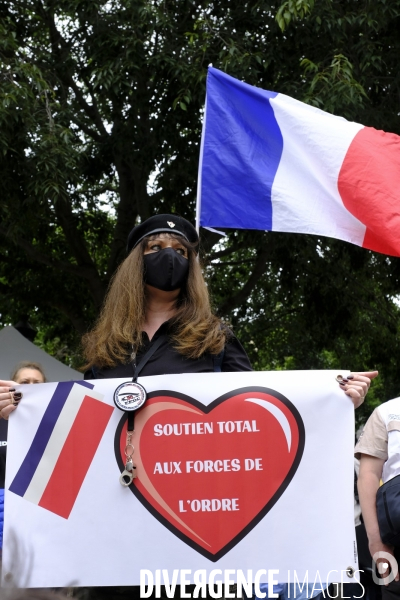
[200,67,283,231]
[9,380,94,497]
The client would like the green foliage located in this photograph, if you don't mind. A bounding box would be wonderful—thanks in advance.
[276,0,315,32]
[0,0,400,419]
[301,54,368,115]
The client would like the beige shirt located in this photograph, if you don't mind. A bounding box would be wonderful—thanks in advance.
[355,397,400,483]
[355,408,388,461]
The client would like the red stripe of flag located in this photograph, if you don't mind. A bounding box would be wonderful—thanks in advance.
[338,126,400,257]
[39,395,114,519]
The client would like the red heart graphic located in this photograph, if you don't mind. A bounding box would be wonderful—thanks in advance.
[115,387,305,561]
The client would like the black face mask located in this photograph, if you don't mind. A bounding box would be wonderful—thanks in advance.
[143,248,189,291]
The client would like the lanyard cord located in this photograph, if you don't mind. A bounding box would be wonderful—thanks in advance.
[131,334,168,381]
[127,334,168,432]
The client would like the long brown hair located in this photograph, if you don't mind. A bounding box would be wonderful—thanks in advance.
[82,235,227,368]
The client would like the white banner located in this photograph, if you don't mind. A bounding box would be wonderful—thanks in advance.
[3,370,357,589]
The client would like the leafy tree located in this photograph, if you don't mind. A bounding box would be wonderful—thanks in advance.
[1,0,400,416]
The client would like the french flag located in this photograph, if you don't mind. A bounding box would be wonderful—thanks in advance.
[197,67,400,257]
[9,381,114,519]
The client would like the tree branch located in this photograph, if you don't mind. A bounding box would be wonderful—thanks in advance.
[106,138,152,275]
[0,224,86,276]
[218,247,270,315]
[44,297,88,335]
[0,222,106,308]
[208,239,249,259]
[68,114,103,143]
[40,3,109,138]
[211,259,256,267]
[64,75,109,138]
[53,200,107,307]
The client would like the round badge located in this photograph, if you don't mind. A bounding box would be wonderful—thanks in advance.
[113,381,147,412]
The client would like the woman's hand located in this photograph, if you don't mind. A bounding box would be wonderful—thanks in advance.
[0,380,21,420]
[338,371,378,408]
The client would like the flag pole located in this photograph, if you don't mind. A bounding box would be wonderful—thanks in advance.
[195,66,212,234]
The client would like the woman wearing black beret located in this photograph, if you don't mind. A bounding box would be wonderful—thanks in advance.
[83,214,252,379]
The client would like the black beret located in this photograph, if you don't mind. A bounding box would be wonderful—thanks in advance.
[127,214,199,253]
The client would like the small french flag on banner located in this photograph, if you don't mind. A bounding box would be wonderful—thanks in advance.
[9,381,114,519]
[197,67,400,257]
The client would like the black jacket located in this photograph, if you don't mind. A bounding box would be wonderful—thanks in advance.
[85,322,252,379]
